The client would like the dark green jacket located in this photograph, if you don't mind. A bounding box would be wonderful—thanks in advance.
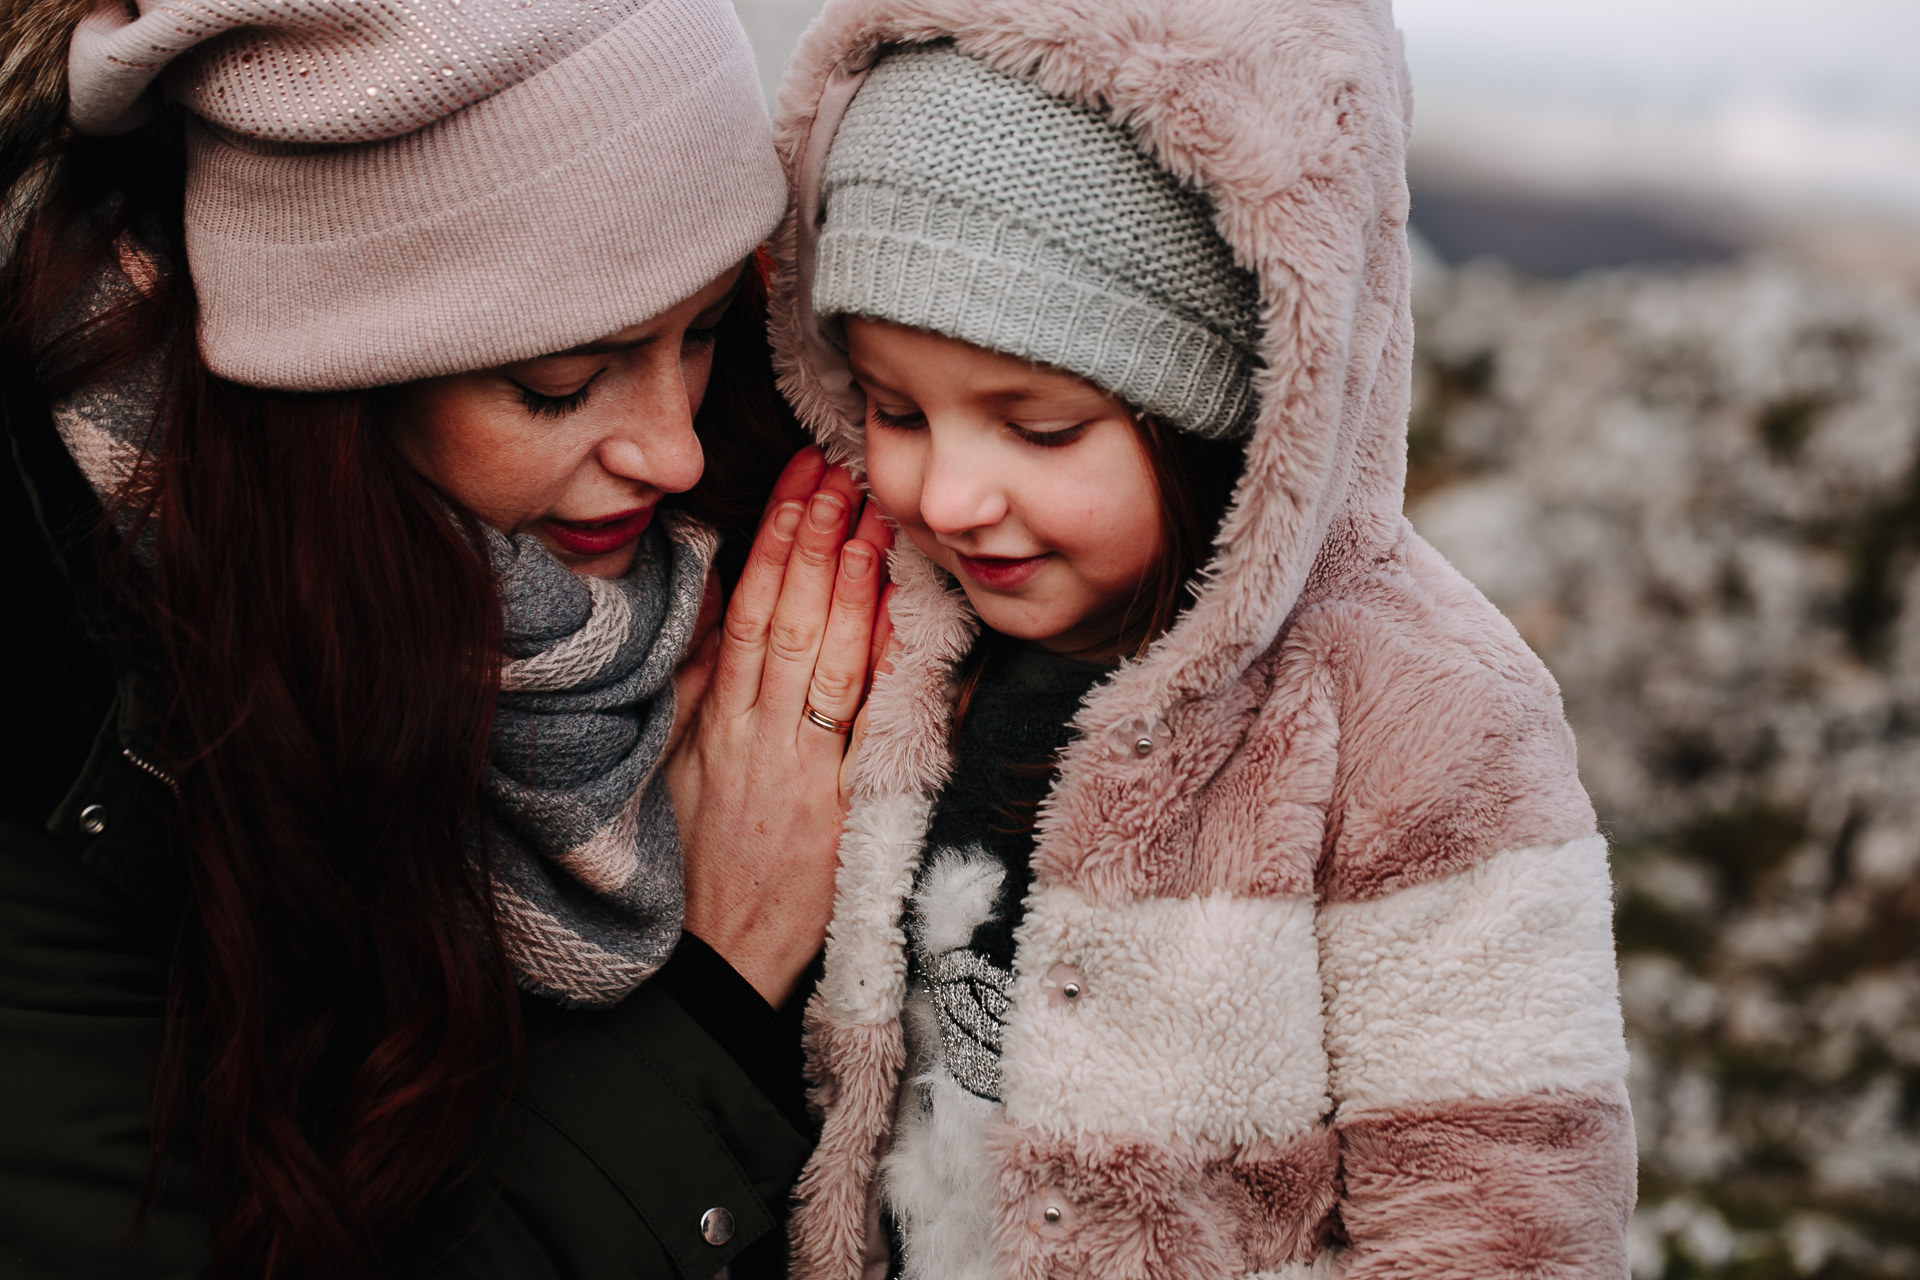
[1,379,812,1279]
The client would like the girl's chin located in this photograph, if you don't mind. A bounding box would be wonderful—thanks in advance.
[966,596,1078,650]
[963,590,1132,661]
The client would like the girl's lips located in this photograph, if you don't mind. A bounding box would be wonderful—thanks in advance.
[539,506,654,557]
[954,550,1050,591]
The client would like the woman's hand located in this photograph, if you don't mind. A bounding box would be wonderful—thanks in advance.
[667,447,892,1007]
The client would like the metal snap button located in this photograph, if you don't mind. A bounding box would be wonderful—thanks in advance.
[1029,1189,1077,1238]
[1045,962,1086,1008]
[1106,715,1171,760]
[79,804,107,836]
[700,1206,735,1246]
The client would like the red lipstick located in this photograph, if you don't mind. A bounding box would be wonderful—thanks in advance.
[539,506,654,558]
[954,551,1049,591]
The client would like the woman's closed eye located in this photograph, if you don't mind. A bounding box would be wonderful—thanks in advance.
[511,368,605,419]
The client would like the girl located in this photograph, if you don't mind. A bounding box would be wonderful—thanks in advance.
[768,5,1637,1278]
[1,0,885,1274]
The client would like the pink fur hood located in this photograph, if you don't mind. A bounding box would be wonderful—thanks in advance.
[765,1,1637,1276]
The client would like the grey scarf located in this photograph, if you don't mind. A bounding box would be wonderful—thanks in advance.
[50,250,710,1006]
[479,517,713,1005]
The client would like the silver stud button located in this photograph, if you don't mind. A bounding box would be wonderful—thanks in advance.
[79,804,107,836]
[1107,715,1172,760]
[700,1206,735,1246]
[1043,1206,1062,1225]
[1046,962,1087,1008]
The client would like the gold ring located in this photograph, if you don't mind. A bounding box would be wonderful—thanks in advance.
[802,702,856,734]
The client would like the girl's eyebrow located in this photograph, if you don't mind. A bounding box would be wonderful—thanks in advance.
[847,361,1092,409]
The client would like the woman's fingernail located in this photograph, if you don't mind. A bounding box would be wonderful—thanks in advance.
[809,492,845,531]
[774,502,803,537]
[842,543,873,580]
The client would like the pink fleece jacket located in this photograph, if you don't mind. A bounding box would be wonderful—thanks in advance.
[766,1,1638,1276]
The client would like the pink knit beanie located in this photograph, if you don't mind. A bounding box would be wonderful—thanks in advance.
[67,0,786,391]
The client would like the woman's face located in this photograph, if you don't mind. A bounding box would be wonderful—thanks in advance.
[387,264,745,577]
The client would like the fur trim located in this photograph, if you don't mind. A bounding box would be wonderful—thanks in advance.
[1318,836,1628,1115]
[1250,1256,1346,1280]
[793,1005,909,1280]
[1308,535,1597,903]
[1034,637,1335,902]
[819,790,934,1025]
[1336,1084,1637,1280]
[988,1123,1341,1279]
[844,541,976,801]
[1002,885,1329,1146]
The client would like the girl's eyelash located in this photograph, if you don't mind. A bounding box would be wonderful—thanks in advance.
[869,404,925,430]
[865,402,1089,446]
[1012,422,1090,448]
[514,370,603,419]
[685,324,720,348]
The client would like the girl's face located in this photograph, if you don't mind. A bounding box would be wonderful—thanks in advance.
[846,318,1164,661]
[386,265,745,577]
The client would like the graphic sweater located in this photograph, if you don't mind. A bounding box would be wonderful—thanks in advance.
[767,1,1639,1277]
[884,642,1113,1278]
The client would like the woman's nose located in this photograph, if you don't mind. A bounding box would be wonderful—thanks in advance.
[598,360,706,495]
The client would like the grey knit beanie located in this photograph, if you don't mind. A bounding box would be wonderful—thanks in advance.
[812,42,1261,440]
[67,0,785,392]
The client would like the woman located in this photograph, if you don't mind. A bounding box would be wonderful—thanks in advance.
[0,0,881,1275]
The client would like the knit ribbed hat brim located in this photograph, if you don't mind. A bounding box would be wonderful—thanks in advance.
[813,185,1258,440]
[811,43,1261,440]
[179,0,784,391]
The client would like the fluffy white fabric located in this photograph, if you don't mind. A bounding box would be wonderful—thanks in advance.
[1001,886,1330,1145]
[881,987,1004,1280]
[913,846,1006,953]
[820,792,934,1024]
[1317,835,1629,1114]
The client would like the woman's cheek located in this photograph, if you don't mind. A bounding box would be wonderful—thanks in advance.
[682,343,718,413]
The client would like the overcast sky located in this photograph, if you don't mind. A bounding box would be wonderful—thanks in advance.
[735,0,1920,225]
[1397,0,1920,223]
[1397,0,1917,108]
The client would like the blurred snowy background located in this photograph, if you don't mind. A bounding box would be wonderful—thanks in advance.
[734,2,1920,1276]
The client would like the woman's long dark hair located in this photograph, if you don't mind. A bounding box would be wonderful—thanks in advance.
[3,106,802,1278]
[7,116,516,1276]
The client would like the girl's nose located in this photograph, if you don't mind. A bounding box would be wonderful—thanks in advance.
[916,433,1006,535]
